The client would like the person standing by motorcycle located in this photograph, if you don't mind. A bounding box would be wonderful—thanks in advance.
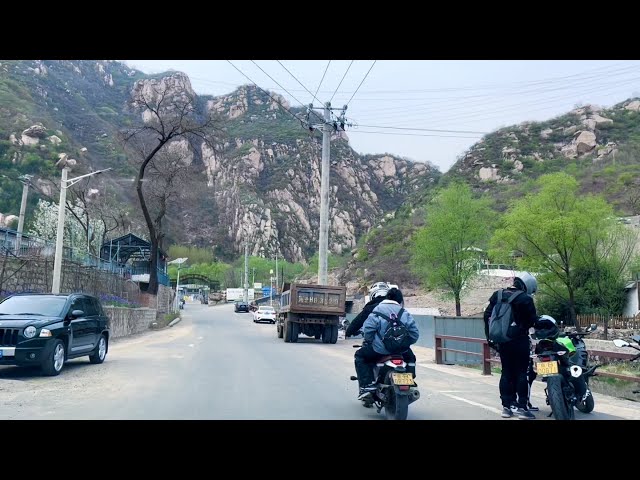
[354,287,419,400]
[484,272,539,420]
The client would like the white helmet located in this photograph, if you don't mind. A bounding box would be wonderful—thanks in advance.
[369,281,390,299]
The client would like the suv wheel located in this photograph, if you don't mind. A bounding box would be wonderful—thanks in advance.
[41,339,65,376]
[89,334,108,364]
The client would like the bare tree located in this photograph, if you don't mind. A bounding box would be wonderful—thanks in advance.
[144,149,196,260]
[122,76,224,294]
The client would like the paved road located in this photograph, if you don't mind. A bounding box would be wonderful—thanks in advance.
[0,302,638,420]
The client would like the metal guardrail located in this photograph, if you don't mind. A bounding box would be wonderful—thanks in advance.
[435,334,492,375]
[435,333,640,383]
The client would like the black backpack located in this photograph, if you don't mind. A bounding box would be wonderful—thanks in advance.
[375,308,412,354]
[488,289,524,344]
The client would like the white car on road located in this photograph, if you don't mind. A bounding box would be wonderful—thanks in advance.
[253,306,276,324]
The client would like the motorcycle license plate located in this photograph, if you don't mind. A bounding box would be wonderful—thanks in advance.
[536,360,559,375]
[391,373,414,386]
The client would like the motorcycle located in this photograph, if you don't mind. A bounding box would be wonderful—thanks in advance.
[612,335,640,395]
[350,344,420,420]
[531,323,600,420]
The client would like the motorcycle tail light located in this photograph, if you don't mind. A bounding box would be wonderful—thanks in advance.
[539,356,551,362]
[391,359,403,365]
[399,386,410,391]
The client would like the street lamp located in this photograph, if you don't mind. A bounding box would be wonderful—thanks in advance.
[168,257,188,312]
[51,167,112,294]
[15,174,33,255]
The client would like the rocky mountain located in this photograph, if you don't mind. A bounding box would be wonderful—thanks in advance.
[446,101,640,213]
[0,60,440,262]
[349,98,640,287]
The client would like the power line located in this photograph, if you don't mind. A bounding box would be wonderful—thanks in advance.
[314,61,331,101]
[250,60,308,110]
[353,124,489,134]
[346,61,376,107]
[276,60,322,106]
[330,60,354,103]
[349,130,483,139]
[226,60,303,124]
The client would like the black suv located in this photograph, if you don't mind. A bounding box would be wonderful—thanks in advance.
[0,293,110,376]
[234,301,249,313]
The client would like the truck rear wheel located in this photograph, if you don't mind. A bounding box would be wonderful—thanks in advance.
[290,322,299,343]
[284,320,291,342]
[330,324,338,344]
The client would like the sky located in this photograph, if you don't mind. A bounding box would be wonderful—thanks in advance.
[123,60,640,173]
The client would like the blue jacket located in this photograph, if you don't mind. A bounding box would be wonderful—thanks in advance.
[363,300,420,355]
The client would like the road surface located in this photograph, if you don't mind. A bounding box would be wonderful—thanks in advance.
[0,302,637,420]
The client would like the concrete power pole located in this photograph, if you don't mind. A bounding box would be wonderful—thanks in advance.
[275,252,279,294]
[318,102,332,286]
[244,241,249,303]
[15,175,31,255]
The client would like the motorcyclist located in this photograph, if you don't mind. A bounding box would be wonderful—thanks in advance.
[347,282,418,390]
[354,287,419,400]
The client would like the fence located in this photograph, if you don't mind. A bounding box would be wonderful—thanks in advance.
[432,316,640,383]
[576,314,640,330]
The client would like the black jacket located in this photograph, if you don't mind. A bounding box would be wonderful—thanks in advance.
[483,287,538,341]
[346,295,385,337]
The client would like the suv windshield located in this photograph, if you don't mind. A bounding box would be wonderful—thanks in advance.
[0,295,67,316]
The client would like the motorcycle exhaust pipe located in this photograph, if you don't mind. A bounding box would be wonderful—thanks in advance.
[409,389,420,403]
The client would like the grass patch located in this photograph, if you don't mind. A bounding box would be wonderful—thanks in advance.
[152,312,180,329]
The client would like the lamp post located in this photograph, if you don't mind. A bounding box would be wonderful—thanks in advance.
[51,167,112,294]
[15,174,33,255]
[168,257,188,313]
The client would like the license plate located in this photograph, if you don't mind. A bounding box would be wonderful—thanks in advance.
[391,372,414,386]
[536,360,559,375]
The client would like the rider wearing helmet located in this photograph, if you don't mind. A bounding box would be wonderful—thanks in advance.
[484,272,539,420]
[347,282,418,400]
[346,282,391,338]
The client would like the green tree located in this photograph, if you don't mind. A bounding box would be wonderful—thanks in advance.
[576,222,639,338]
[412,182,493,316]
[491,172,615,326]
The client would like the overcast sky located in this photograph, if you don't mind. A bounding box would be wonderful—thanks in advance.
[123,60,640,172]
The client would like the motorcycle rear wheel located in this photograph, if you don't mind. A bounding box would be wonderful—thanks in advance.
[547,376,574,420]
[384,374,409,420]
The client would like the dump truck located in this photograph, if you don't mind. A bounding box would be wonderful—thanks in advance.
[276,282,347,344]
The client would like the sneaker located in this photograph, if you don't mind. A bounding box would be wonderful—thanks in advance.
[357,384,377,400]
[516,408,535,420]
[527,403,539,412]
[501,407,514,418]
[358,388,374,400]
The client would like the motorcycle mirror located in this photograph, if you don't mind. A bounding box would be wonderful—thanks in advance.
[613,339,630,348]
[589,323,598,331]
[353,344,361,348]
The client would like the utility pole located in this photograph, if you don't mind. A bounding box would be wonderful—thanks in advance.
[318,102,331,285]
[303,102,349,286]
[275,252,279,294]
[244,241,249,303]
[15,174,32,255]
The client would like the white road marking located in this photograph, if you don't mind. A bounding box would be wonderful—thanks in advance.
[440,392,503,415]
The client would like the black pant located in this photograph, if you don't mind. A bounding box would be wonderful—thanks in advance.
[498,336,530,409]
[354,343,416,388]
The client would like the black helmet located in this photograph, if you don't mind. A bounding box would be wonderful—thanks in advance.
[533,315,559,340]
